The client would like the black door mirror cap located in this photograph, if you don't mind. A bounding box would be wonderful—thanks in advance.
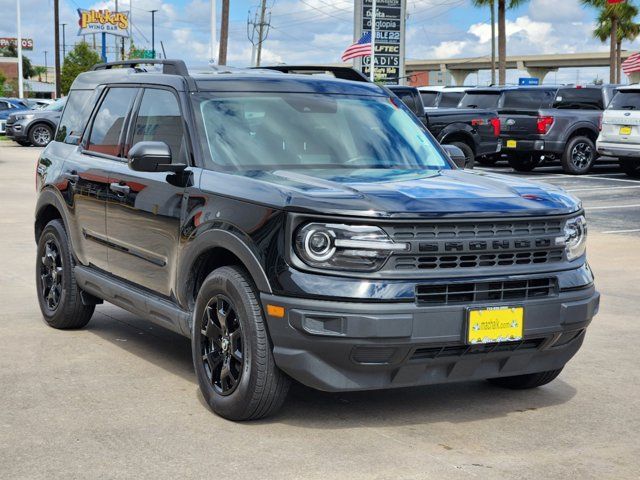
[128,141,186,173]
[442,144,466,169]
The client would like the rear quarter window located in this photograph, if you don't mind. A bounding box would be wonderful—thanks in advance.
[609,91,640,110]
[553,88,603,110]
[55,90,99,143]
[459,92,500,109]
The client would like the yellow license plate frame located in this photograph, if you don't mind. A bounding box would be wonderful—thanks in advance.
[467,306,524,344]
[506,140,517,148]
[620,126,632,135]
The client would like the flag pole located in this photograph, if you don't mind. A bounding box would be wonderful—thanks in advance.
[370,0,376,82]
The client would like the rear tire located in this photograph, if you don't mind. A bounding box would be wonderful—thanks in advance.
[508,153,539,172]
[36,219,94,329]
[487,368,563,389]
[619,158,640,178]
[192,266,290,421]
[449,141,475,169]
[561,136,595,175]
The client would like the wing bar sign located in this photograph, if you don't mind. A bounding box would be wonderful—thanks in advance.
[77,9,130,37]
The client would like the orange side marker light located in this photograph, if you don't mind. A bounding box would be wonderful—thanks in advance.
[267,304,285,318]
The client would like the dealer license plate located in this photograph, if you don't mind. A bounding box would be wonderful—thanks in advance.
[467,306,524,344]
[620,126,632,135]
[506,140,517,148]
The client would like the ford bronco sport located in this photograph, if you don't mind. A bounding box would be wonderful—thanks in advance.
[35,60,599,421]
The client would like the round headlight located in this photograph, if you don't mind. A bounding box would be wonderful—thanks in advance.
[564,215,587,261]
[303,228,335,262]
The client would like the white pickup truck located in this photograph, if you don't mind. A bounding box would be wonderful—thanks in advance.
[597,86,640,177]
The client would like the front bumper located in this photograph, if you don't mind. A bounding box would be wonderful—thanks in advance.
[597,141,640,159]
[5,120,28,140]
[261,285,599,392]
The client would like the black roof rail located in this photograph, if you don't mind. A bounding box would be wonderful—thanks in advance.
[91,59,189,76]
[255,65,370,83]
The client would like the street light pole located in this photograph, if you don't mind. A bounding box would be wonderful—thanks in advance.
[61,23,67,62]
[370,0,376,82]
[54,0,60,97]
[150,10,158,59]
[16,0,24,98]
[44,50,48,83]
[210,0,217,64]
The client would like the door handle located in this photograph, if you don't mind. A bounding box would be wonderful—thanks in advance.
[63,171,79,182]
[110,182,130,195]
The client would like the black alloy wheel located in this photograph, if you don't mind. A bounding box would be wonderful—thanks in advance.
[562,136,595,175]
[200,295,244,396]
[40,239,63,311]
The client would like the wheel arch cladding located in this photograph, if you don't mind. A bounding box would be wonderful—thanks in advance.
[567,126,598,144]
[441,130,476,153]
[35,196,64,242]
[180,229,273,311]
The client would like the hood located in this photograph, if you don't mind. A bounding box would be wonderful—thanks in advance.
[208,168,581,219]
[8,110,57,121]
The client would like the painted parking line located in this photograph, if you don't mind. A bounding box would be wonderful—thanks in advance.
[602,228,640,234]
[566,185,640,192]
[585,204,640,210]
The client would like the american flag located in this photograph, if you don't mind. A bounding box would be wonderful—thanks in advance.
[341,32,372,62]
[622,52,640,75]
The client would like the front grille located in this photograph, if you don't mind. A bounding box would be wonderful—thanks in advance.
[411,338,545,361]
[382,218,568,273]
[416,277,557,305]
[388,220,563,241]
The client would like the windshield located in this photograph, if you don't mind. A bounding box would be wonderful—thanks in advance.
[419,92,438,108]
[194,93,449,171]
[438,92,465,108]
[45,98,66,112]
[609,91,640,110]
[459,92,500,109]
[502,90,555,110]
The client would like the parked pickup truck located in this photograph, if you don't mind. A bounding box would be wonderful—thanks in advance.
[388,85,501,168]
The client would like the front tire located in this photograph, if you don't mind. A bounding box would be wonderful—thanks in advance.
[561,136,595,175]
[449,141,475,169]
[619,157,640,178]
[487,368,563,389]
[29,123,53,147]
[36,219,94,329]
[16,140,31,147]
[508,153,540,172]
[192,266,290,421]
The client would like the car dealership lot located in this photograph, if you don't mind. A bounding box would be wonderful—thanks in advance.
[1,144,639,479]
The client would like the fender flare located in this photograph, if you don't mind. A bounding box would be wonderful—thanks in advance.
[34,187,70,242]
[561,121,599,144]
[177,228,273,307]
[28,119,58,138]
[438,124,477,151]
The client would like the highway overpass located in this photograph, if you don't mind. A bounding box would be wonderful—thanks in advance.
[406,51,635,85]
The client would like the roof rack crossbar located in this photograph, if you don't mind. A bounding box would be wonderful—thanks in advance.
[91,59,189,76]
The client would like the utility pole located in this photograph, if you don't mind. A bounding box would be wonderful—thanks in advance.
[370,0,377,82]
[61,23,67,62]
[16,0,24,98]
[218,0,229,65]
[54,0,60,97]
[490,0,495,85]
[115,0,119,61]
[256,0,267,66]
[150,10,158,58]
[247,1,271,67]
[210,0,217,64]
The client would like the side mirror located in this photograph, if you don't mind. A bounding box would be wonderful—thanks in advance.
[128,141,186,173]
[442,144,466,169]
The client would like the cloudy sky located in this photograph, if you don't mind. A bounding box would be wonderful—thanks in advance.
[2,0,639,85]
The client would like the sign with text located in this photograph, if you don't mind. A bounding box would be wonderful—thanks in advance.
[77,9,130,37]
[0,37,34,51]
[354,0,406,84]
[518,77,540,86]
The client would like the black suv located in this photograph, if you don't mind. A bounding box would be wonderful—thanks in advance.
[35,60,599,420]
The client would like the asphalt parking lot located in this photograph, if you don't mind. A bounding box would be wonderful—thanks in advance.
[1,144,639,479]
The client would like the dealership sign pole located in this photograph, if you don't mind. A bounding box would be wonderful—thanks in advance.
[16,0,23,98]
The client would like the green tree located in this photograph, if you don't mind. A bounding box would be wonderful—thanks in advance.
[472,0,496,84]
[60,42,101,95]
[583,0,638,83]
[32,65,48,82]
[0,71,8,96]
[3,43,35,78]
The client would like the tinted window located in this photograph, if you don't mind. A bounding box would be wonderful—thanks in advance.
[55,90,96,143]
[438,92,464,108]
[396,91,419,115]
[194,93,448,171]
[554,88,603,110]
[131,89,186,162]
[420,92,438,107]
[502,90,555,110]
[87,88,137,156]
[459,92,500,109]
[609,90,640,110]
[0,101,9,111]
[45,98,66,112]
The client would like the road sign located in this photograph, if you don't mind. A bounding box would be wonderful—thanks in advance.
[354,0,406,85]
[519,77,540,86]
[131,49,155,59]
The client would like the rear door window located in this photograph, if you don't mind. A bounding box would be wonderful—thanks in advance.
[87,87,138,157]
[438,92,464,108]
[420,92,438,108]
[459,92,500,109]
[553,88,603,110]
[607,91,640,110]
[501,90,556,110]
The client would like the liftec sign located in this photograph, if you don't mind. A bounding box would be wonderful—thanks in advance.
[77,9,130,37]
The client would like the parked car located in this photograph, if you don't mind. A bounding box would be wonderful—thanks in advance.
[597,85,640,178]
[24,98,56,110]
[6,97,65,147]
[388,85,501,168]
[459,86,559,168]
[0,97,31,135]
[417,86,468,110]
[35,60,598,421]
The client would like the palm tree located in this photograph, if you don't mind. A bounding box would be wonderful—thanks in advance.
[32,66,48,82]
[472,0,496,84]
[474,1,529,85]
[583,0,637,83]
